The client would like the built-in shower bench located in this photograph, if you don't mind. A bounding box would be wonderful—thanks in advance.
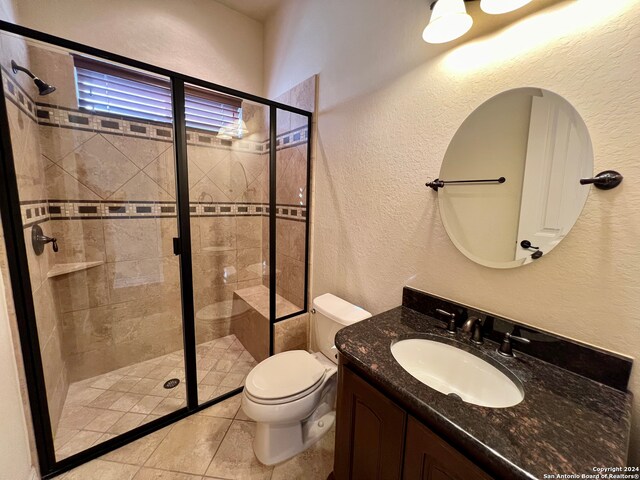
[231,285,301,362]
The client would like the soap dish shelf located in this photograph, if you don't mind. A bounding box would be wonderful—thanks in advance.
[47,261,104,278]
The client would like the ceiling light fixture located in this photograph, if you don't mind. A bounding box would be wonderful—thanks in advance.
[480,0,533,15]
[423,0,533,44]
[423,0,473,44]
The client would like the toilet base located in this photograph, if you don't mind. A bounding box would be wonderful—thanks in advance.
[253,410,335,466]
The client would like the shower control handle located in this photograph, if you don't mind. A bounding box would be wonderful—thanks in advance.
[31,225,58,255]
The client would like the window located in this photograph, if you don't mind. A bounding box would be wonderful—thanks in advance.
[73,56,242,132]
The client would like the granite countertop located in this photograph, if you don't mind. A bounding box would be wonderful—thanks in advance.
[335,306,633,480]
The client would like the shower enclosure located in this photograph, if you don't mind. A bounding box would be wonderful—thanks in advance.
[0,21,311,477]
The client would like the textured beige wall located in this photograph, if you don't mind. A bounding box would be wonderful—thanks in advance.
[265,0,640,464]
[11,0,264,95]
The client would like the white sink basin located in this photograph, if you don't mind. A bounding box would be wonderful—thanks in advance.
[391,338,524,408]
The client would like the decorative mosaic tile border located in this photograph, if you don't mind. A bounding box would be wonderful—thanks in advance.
[275,126,309,150]
[20,200,49,227]
[2,68,38,122]
[4,72,305,149]
[3,65,309,157]
[20,200,307,224]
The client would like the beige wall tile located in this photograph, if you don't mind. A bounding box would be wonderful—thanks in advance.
[103,135,172,170]
[239,175,265,204]
[277,286,304,313]
[209,155,250,201]
[39,125,96,163]
[276,218,305,262]
[230,295,269,362]
[232,151,265,183]
[103,218,161,263]
[46,161,102,200]
[193,250,237,293]
[50,219,106,264]
[62,305,116,355]
[51,264,109,313]
[236,216,261,249]
[274,313,309,353]
[58,134,140,199]
[6,102,47,201]
[189,176,232,203]
[187,146,229,177]
[27,46,78,109]
[188,159,206,188]
[109,171,175,202]
[142,148,177,198]
[33,279,57,347]
[288,76,317,130]
[237,248,262,282]
[275,90,292,135]
[105,257,179,304]
[276,253,305,307]
[242,103,269,143]
[277,145,308,206]
[199,217,236,252]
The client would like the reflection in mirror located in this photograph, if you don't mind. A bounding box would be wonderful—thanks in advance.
[438,88,593,268]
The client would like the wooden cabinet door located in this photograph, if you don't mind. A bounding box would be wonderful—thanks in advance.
[403,417,493,480]
[334,365,407,480]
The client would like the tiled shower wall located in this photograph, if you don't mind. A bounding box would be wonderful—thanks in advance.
[1,34,69,433]
[265,76,316,312]
[1,37,314,435]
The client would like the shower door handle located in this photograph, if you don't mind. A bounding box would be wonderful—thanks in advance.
[173,237,181,255]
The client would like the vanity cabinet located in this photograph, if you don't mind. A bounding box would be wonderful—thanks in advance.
[333,363,493,480]
[403,417,492,480]
[334,365,406,480]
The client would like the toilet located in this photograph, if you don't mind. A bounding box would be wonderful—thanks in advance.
[241,293,371,465]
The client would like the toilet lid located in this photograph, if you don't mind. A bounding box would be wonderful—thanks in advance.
[245,350,326,400]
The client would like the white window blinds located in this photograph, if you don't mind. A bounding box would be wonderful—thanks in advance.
[74,56,242,132]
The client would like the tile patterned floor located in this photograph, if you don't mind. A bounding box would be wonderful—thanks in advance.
[57,394,335,480]
[55,334,257,460]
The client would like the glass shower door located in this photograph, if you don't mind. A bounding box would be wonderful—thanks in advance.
[0,32,187,461]
[184,83,268,405]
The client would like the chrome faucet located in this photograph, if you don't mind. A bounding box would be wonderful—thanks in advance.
[461,316,483,344]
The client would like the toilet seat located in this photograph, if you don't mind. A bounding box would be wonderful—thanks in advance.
[244,350,328,405]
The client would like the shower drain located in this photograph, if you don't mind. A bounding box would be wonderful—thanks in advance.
[163,378,180,389]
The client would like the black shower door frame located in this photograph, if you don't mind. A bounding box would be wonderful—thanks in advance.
[0,20,312,478]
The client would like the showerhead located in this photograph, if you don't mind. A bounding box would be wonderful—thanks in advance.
[11,60,56,96]
[33,78,56,96]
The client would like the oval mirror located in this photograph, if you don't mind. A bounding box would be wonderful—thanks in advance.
[438,88,593,268]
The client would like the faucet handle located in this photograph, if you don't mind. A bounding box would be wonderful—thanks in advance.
[435,308,457,334]
[497,332,531,357]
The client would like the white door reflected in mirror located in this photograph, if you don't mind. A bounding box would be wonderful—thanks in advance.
[438,88,593,268]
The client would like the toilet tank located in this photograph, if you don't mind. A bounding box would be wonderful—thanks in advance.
[312,293,372,364]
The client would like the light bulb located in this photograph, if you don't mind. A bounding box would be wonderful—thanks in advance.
[480,0,533,15]
[423,0,473,44]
